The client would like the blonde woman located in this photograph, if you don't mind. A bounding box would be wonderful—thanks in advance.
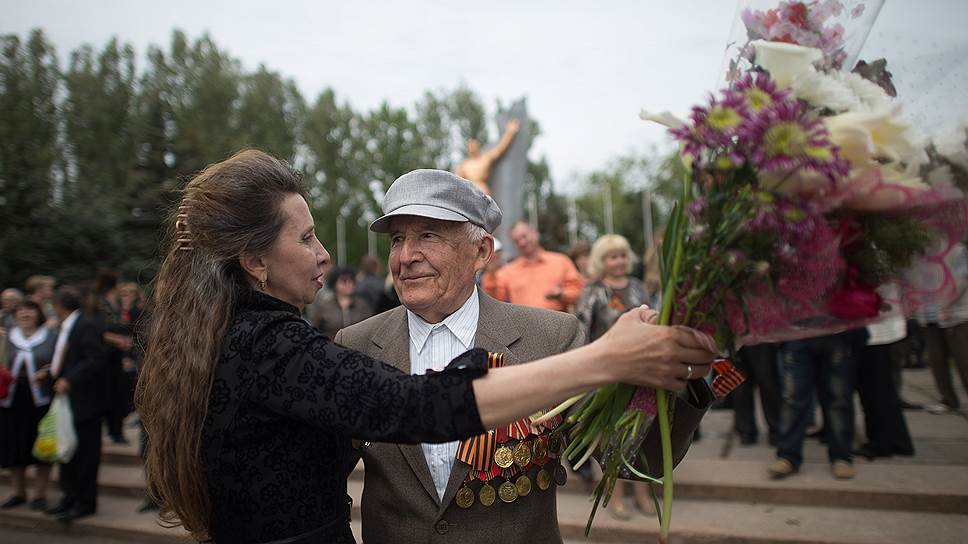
[575,234,655,518]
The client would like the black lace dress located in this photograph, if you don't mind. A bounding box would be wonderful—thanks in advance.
[202,289,487,543]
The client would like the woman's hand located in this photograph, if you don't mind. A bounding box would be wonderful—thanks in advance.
[595,305,717,391]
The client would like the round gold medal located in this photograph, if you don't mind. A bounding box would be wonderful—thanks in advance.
[456,485,475,509]
[479,483,496,506]
[498,480,518,503]
[494,445,514,469]
[536,467,552,490]
[553,463,568,486]
[515,474,532,497]
[532,436,549,463]
[513,441,532,468]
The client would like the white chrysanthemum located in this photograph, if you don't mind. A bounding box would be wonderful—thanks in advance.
[790,70,892,113]
[934,123,968,170]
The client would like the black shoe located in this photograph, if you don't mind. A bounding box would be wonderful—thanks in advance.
[893,446,915,456]
[853,444,892,460]
[899,399,923,410]
[29,498,48,511]
[1,496,26,509]
[57,508,95,523]
[110,435,130,445]
[45,501,73,516]
[739,434,757,446]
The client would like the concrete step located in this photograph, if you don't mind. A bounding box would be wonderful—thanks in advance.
[7,453,966,516]
[4,481,967,544]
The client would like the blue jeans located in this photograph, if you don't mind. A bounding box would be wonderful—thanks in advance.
[776,334,855,468]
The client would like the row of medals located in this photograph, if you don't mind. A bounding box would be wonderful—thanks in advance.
[455,430,566,509]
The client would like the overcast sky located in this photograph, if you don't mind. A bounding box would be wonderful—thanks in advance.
[5,0,967,190]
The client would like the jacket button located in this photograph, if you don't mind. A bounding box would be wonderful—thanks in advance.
[435,520,450,534]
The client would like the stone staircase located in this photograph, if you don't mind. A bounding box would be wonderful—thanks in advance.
[2,367,967,543]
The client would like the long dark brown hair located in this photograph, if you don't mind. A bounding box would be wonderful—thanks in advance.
[135,150,307,540]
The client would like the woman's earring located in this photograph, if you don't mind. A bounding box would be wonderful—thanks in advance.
[258,278,268,291]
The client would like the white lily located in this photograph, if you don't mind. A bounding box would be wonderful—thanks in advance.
[639,108,686,129]
[751,40,822,88]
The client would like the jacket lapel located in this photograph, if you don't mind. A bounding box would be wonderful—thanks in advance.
[437,291,523,513]
[371,308,441,505]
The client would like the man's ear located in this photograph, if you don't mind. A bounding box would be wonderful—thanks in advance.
[477,235,495,270]
[239,252,268,285]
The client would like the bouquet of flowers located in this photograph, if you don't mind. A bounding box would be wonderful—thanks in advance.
[543,2,968,542]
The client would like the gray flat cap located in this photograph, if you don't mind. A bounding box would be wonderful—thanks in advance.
[370,169,502,233]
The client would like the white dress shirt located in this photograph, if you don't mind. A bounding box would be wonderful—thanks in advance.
[407,287,480,500]
[50,309,80,378]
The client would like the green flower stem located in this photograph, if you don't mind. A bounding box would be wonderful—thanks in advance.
[655,171,693,543]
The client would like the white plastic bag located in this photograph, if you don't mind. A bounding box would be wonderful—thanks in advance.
[33,393,77,463]
[53,394,78,463]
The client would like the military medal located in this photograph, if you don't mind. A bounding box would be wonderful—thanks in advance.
[498,480,518,503]
[513,441,532,468]
[549,431,564,455]
[456,484,475,509]
[553,463,567,486]
[515,474,532,497]
[494,445,514,469]
[479,482,496,506]
[536,467,552,490]
[532,436,549,464]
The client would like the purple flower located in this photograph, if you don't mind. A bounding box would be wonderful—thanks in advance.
[742,100,851,179]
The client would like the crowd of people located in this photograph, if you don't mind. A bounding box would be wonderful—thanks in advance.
[1,153,966,544]
[0,272,146,521]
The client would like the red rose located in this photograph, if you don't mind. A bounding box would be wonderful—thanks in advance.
[828,284,882,320]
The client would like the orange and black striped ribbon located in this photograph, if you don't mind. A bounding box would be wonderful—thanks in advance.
[711,358,746,398]
[455,352,506,472]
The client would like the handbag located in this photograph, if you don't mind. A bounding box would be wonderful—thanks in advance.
[0,366,12,400]
[32,393,78,463]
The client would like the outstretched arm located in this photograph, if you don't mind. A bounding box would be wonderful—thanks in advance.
[484,119,520,162]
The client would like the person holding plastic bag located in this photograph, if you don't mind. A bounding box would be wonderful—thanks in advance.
[34,287,107,522]
[1,300,56,511]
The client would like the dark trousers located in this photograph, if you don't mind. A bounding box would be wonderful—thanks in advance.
[732,344,781,442]
[60,417,102,513]
[855,341,914,455]
[923,323,968,408]
[776,335,855,468]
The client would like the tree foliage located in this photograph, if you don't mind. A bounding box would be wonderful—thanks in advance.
[0,28,676,288]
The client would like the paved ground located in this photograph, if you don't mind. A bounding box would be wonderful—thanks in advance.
[1,364,966,543]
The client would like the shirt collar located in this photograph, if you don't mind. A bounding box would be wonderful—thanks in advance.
[407,287,479,354]
[59,310,81,337]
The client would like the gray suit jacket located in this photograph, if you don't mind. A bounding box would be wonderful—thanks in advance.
[335,291,582,544]
[335,291,714,544]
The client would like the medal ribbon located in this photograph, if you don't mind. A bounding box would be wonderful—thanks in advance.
[711,358,746,398]
[456,352,506,472]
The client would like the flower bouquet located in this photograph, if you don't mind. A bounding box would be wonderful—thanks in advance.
[543,2,968,542]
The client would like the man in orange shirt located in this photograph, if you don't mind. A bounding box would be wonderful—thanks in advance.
[492,221,584,312]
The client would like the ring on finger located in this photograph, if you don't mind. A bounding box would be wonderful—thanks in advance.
[685,364,694,381]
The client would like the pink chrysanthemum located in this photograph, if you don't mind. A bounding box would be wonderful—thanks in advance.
[732,73,790,114]
[672,91,750,161]
[742,100,850,179]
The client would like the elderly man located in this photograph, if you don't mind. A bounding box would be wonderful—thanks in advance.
[492,221,585,312]
[336,170,713,544]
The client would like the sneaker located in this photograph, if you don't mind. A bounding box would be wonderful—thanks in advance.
[831,460,855,479]
[927,403,958,415]
[767,459,798,479]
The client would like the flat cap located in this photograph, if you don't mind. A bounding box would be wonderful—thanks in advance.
[369,169,503,233]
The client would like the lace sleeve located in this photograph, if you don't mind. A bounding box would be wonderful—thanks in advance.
[248,317,487,444]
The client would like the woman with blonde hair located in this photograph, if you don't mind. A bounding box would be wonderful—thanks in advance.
[135,150,716,543]
[575,234,655,519]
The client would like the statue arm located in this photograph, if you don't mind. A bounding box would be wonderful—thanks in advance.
[484,119,520,162]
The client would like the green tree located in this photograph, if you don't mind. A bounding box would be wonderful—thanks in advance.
[0,30,61,286]
[235,65,305,162]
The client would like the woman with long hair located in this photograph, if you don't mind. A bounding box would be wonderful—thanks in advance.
[136,150,717,544]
